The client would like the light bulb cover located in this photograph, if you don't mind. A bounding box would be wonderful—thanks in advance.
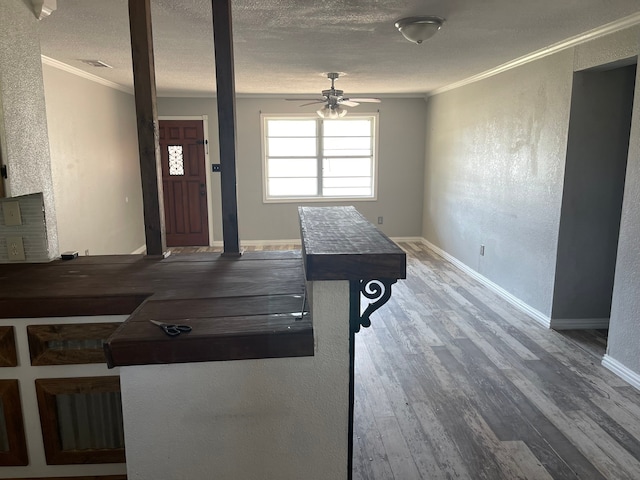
[317,104,348,119]
[395,16,444,44]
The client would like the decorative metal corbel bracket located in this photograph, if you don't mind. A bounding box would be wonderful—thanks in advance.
[349,278,397,334]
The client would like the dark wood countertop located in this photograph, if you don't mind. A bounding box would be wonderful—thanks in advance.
[1,207,405,367]
[299,206,406,281]
[0,251,313,367]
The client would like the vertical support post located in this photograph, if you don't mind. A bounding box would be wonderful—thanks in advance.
[348,280,359,480]
[211,0,240,255]
[128,0,166,256]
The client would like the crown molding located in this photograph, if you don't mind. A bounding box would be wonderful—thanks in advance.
[41,56,133,94]
[431,12,640,96]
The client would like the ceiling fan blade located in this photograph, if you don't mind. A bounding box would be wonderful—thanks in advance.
[299,101,327,107]
[340,100,360,107]
[284,98,325,102]
[343,97,381,103]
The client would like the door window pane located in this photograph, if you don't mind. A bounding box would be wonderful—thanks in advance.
[168,146,184,176]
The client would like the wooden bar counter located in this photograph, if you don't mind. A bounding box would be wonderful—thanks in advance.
[0,251,313,366]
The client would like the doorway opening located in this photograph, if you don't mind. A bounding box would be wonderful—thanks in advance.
[159,119,210,247]
[551,59,636,357]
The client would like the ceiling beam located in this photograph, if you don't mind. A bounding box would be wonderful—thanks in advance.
[211,0,240,255]
[128,0,166,256]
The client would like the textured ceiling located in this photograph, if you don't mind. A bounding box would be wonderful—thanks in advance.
[38,0,640,97]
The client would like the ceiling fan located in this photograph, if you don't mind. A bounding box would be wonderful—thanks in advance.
[285,73,381,119]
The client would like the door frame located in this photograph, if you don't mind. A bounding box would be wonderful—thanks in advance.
[159,115,214,245]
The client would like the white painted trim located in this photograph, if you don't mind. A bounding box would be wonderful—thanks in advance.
[156,92,426,99]
[211,239,302,248]
[431,12,640,96]
[158,115,215,244]
[209,237,419,248]
[602,355,640,391]
[421,238,551,328]
[131,244,146,255]
[41,56,132,94]
[260,113,379,204]
[550,317,610,330]
[390,236,424,244]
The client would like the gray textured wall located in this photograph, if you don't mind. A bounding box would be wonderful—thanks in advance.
[552,65,635,321]
[423,26,640,378]
[0,0,58,258]
[158,97,426,241]
[423,52,573,316]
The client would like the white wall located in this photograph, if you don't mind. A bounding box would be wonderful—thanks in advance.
[120,280,350,480]
[42,64,145,255]
[0,1,58,258]
[158,97,426,241]
[423,26,640,383]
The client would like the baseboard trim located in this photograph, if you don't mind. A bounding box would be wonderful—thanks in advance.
[550,317,610,330]
[210,239,302,248]
[602,355,640,391]
[420,238,551,328]
[209,237,420,249]
[131,244,146,255]
[390,236,425,243]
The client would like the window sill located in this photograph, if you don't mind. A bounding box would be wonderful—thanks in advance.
[263,196,378,204]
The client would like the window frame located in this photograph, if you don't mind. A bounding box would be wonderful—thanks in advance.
[261,113,379,203]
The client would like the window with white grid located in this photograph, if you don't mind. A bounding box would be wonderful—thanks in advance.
[262,115,377,202]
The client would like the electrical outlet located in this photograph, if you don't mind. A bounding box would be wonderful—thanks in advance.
[480,244,485,256]
[377,216,383,225]
[2,201,22,226]
[7,236,26,261]
[85,249,90,256]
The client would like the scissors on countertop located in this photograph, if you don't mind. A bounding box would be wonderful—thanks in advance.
[149,320,192,337]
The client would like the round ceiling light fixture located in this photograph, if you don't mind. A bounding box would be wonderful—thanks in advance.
[395,16,445,44]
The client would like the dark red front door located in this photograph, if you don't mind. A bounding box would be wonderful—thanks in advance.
[159,120,209,247]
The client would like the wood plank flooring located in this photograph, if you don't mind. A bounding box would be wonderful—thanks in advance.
[171,241,640,479]
[353,241,640,480]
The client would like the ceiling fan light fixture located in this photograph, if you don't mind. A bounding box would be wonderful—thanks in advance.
[395,16,444,44]
[317,105,347,119]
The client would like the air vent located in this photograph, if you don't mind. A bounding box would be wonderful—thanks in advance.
[79,59,113,68]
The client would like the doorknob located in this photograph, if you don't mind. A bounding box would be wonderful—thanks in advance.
[200,184,206,196]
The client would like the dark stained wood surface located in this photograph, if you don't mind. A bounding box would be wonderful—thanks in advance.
[352,241,640,480]
[0,251,312,366]
[299,206,406,281]
[128,0,166,256]
[159,120,209,247]
[28,323,122,365]
[0,380,28,466]
[211,0,240,254]
[0,326,17,367]
[35,376,125,465]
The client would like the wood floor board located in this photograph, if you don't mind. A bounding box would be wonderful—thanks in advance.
[353,380,396,480]
[349,242,640,479]
[614,385,640,402]
[502,441,556,480]
[356,340,395,418]
[502,367,609,479]
[440,338,597,479]
[567,411,640,480]
[410,400,474,480]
